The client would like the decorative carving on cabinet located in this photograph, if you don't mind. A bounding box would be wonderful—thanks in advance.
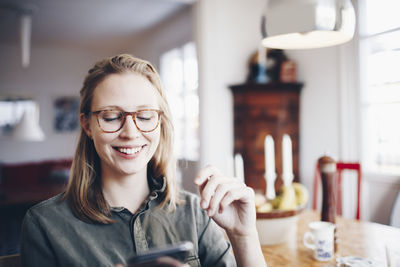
[230,82,303,193]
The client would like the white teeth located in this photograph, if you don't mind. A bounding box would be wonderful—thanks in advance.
[118,146,142,155]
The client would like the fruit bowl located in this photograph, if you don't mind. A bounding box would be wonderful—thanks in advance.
[254,182,308,245]
[256,206,305,245]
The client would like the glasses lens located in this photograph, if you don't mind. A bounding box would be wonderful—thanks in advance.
[135,110,159,132]
[98,110,123,132]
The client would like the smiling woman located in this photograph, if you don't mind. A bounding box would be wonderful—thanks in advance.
[19,54,267,267]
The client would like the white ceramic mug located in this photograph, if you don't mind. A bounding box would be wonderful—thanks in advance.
[303,221,335,261]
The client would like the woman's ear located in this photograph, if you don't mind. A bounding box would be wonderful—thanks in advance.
[80,113,92,138]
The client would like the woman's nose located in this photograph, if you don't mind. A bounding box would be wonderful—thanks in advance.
[119,115,141,138]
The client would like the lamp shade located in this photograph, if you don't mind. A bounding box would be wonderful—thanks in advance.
[261,0,356,49]
[12,106,45,142]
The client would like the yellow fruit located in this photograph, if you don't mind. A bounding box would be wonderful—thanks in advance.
[254,193,267,208]
[257,202,273,213]
[270,194,282,209]
[292,182,309,207]
[278,185,297,210]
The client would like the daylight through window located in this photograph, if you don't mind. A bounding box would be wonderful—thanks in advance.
[360,0,400,174]
[160,42,199,161]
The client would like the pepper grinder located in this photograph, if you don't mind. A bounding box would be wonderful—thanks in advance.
[318,156,338,252]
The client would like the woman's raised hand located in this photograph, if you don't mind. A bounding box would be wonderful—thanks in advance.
[194,165,257,237]
[194,165,267,267]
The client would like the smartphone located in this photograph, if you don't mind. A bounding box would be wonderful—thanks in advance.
[127,241,194,266]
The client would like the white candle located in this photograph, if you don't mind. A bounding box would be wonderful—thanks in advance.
[282,134,294,186]
[265,135,277,199]
[264,135,275,175]
[234,153,245,183]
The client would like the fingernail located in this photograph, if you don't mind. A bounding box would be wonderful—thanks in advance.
[201,200,207,209]
[207,209,213,217]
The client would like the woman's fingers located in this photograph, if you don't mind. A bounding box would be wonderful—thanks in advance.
[207,183,230,216]
[207,182,244,216]
[194,165,221,187]
[200,175,241,211]
[219,186,254,212]
[199,175,220,209]
[195,165,249,216]
[194,165,224,209]
[194,165,259,236]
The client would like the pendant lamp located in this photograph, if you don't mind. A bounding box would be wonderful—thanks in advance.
[0,3,35,67]
[261,0,356,49]
[12,103,45,141]
[20,12,32,68]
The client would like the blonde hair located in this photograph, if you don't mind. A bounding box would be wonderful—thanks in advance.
[63,54,178,224]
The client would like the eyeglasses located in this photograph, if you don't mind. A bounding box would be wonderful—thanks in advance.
[90,109,163,133]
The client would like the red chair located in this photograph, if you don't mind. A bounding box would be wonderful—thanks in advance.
[313,161,362,220]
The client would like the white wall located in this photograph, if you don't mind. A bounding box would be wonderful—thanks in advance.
[286,48,342,194]
[0,43,117,163]
[128,6,194,70]
[195,0,267,174]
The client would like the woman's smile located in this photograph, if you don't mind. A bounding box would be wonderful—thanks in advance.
[112,144,147,158]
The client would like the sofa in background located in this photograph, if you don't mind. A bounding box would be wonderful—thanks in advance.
[0,159,72,256]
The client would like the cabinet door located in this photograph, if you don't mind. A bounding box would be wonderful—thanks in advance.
[234,88,300,193]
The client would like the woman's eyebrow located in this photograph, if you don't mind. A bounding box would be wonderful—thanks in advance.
[94,105,121,110]
[95,104,158,110]
[136,104,158,109]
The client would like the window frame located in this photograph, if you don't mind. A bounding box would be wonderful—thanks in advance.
[159,42,200,161]
[358,0,400,176]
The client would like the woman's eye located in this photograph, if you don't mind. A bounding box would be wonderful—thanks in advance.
[103,117,118,122]
[137,111,155,121]
[137,116,152,121]
[102,112,121,121]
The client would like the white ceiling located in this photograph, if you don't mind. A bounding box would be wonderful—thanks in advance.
[0,0,193,48]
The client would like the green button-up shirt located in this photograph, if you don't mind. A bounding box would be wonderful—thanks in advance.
[20,179,236,267]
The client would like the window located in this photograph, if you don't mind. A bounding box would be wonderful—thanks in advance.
[359,0,400,174]
[160,42,199,161]
[0,98,37,135]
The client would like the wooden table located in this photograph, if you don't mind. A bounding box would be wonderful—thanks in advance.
[261,210,400,266]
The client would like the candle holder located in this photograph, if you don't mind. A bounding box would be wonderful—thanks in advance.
[281,172,294,187]
[264,172,277,200]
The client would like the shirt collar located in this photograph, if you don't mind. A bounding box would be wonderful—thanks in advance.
[110,175,166,213]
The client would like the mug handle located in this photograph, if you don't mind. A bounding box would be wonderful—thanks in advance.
[303,231,316,250]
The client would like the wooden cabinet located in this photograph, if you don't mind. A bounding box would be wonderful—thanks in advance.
[230,82,303,193]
